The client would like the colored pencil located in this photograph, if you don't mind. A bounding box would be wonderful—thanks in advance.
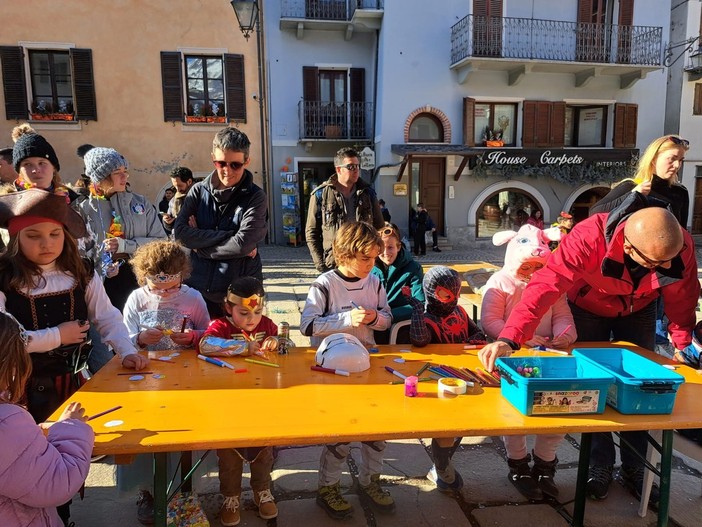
[244,358,280,368]
[87,405,122,421]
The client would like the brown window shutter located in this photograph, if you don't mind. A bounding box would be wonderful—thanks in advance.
[534,102,551,147]
[303,66,319,101]
[614,103,638,148]
[70,48,97,121]
[488,0,503,16]
[0,46,28,120]
[694,84,702,115]
[160,51,183,122]
[463,97,475,147]
[224,54,246,122]
[550,102,565,147]
[577,0,593,23]
[522,100,537,147]
[473,0,487,17]
[349,68,364,102]
[618,0,634,26]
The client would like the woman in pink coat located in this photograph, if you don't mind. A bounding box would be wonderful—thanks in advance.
[0,311,94,527]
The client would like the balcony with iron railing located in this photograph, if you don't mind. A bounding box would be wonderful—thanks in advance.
[298,100,373,141]
[450,15,663,88]
[280,0,383,37]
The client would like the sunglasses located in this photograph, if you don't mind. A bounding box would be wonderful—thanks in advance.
[668,136,690,148]
[624,236,678,268]
[336,163,360,171]
[213,160,246,170]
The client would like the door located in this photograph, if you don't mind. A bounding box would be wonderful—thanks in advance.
[299,161,335,241]
[410,157,445,235]
[576,0,614,63]
[473,0,503,57]
[692,170,702,235]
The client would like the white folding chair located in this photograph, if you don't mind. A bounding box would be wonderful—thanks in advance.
[389,320,411,345]
[639,430,702,517]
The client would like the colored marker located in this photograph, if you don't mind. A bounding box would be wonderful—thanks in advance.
[87,405,122,421]
[350,301,361,309]
[384,365,406,380]
[118,371,154,375]
[180,315,189,333]
[233,368,248,373]
[197,354,234,369]
[311,365,350,377]
[244,358,280,368]
[553,324,573,341]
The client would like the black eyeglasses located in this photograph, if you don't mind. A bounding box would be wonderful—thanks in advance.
[213,160,246,170]
[668,136,690,148]
[336,163,360,171]
[624,236,677,268]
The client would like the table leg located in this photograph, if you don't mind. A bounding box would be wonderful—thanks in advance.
[180,451,193,493]
[572,432,592,527]
[657,430,673,527]
[154,452,168,527]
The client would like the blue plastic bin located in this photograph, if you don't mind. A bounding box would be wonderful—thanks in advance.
[495,356,614,416]
[571,348,684,414]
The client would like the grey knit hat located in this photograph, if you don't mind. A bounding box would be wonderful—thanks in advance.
[84,147,128,183]
[12,132,60,172]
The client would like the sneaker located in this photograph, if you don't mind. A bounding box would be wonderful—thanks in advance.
[254,489,278,520]
[220,495,241,527]
[427,464,464,493]
[359,474,395,514]
[432,247,442,252]
[531,453,559,499]
[586,464,613,500]
[316,483,353,519]
[507,455,542,500]
[136,490,154,525]
[620,465,660,509]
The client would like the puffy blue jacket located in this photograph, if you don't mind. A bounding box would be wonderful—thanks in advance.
[371,247,424,322]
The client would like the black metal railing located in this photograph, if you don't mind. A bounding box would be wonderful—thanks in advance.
[281,0,383,21]
[451,15,662,66]
[298,100,373,140]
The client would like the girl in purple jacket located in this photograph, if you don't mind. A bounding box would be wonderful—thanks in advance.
[0,311,94,527]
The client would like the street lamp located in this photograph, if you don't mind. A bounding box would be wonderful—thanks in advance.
[228,0,273,242]
[230,0,259,41]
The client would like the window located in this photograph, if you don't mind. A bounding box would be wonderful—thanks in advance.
[694,84,702,116]
[0,46,96,121]
[409,114,443,142]
[565,105,607,147]
[477,189,539,239]
[185,56,225,122]
[160,52,246,123]
[474,103,516,146]
[319,70,346,103]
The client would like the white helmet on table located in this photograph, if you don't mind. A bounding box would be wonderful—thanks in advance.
[315,334,370,373]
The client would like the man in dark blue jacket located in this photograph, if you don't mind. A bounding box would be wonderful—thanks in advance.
[174,128,268,317]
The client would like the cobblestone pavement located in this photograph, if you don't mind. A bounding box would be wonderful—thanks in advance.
[70,244,702,527]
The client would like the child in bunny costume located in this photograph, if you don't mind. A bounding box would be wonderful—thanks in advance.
[481,223,577,500]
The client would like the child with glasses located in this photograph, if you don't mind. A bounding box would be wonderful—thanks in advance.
[123,239,210,352]
[371,223,424,344]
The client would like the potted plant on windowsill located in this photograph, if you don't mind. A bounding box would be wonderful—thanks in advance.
[482,126,504,147]
[186,102,226,123]
[30,100,74,121]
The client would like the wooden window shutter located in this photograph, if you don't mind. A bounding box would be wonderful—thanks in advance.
[160,51,183,122]
[534,102,551,147]
[614,103,637,148]
[463,97,475,147]
[694,84,702,116]
[618,0,634,26]
[473,0,487,17]
[0,46,28,120]
[70,48,97,121]
[550,102,565,147]
[522,100,537,147]
[302,66,319,101]
[224,54,246,122]
[488,0,503,16]
[349,68,364,102]
[577,0,593,23]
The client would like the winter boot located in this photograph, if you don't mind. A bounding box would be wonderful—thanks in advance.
[531,452,559,498]
[507,454,542,500]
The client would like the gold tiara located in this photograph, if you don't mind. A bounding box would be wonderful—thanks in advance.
[146,272,181,283]
[226,291,265,312]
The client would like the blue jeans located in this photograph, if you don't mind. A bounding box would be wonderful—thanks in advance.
[569,300,656,469]
[655,296,669,345]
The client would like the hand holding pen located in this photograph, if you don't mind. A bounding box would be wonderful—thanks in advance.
[137,326,164,346]
[350,301,376,327]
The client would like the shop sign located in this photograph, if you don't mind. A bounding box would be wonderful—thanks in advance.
[480,148,635,168]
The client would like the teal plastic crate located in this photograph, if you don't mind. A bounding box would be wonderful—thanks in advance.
[495,356,614,416]
[572,348,684,415]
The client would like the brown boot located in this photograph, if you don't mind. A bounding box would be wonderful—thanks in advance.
[254,488,278,520]
[220,495,241,526]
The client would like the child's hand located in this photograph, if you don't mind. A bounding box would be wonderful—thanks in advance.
[478,341,514,372]
[163,213,175,225]
[247,340,262,357]
[361,308,377,325]
[350,308,368,327]
[58,320,90,345]
[138,328,164,346]
[525,335,549,347]
[105,262,121,278]
[122,353,149,370]
[548,336,570,349]
[58,402,88,422]
[103,237,120,254]
[171,330,196,346]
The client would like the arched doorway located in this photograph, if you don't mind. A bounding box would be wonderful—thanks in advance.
[476,188,543,238]
[570,186,611,222]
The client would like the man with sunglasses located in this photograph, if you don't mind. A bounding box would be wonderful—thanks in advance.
[306,147,384,273]
[174,127,267,317]
[479,192,699,506]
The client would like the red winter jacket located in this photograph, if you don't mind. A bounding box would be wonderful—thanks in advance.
[499,209,699,350]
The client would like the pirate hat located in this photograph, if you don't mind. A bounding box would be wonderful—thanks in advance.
[0,188,87,238]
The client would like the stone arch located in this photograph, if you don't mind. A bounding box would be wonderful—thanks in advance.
[469,180,551,226]
[404,105,451,143]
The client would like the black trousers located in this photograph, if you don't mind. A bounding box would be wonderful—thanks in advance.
[413,228,426,255]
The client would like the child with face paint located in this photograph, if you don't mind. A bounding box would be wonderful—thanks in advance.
[123,240,210,351]
[199,276,279,525]
[404,265,486,494]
